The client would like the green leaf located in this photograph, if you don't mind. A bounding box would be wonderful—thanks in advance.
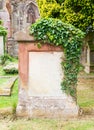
[37,43,42,48]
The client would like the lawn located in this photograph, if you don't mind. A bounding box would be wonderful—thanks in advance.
[0,65,5,76]
[0,78,9,85]
[77,77,94,114]
[0,118,94,130]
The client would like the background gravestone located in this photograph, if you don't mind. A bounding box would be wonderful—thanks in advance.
[0,36,4,55]
[81,32,94,73]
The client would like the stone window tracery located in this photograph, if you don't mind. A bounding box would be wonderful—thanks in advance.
[27,4,36,24]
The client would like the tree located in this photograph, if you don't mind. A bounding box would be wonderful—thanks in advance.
[37,0,94,32]
[37,0,61,18]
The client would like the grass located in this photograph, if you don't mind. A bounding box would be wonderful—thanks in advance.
[77,89,94,108]
[0,65,5,76]
[2,118,93,130]
[0,78,9,85]
[77,78,94,111]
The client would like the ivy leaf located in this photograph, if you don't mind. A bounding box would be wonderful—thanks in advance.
[37,43,42,49]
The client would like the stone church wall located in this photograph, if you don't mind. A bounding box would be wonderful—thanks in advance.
[0,0,40,57]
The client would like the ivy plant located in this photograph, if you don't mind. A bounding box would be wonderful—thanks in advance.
[30,18,85,100]
[0,25,7,37]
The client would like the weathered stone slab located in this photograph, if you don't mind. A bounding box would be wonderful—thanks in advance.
[0,76,18,96]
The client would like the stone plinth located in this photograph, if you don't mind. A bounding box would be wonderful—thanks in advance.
[0,36,4,56]
[16,40,79,118]
[17,89,78,118]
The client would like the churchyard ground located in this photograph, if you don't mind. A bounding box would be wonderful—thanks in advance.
[0,67,94,129]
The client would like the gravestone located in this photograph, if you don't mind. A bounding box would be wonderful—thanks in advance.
[15,29,79,118]
[81,32,94,73]
[0,36,4,55]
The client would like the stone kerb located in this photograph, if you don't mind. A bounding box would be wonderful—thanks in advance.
[0,36,4,56]
[15,29,79,118]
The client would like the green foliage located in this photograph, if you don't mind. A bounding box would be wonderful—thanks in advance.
[3,63,18,74]
[37,0,94,32]
[30,18,85,99]
[61,0,94,32]
[0,25,7,36]
[0,54,18,65]
[37,0,61,18]
[0,20,3,25]
[12,102,17,115]
[55,0,64,5]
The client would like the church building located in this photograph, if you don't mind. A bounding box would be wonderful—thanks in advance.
[0,0,40,56]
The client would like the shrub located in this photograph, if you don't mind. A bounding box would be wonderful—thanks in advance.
[3,63,18,74]
[0,54,18,74]
[0,54,18,65]
[37,0,94,32]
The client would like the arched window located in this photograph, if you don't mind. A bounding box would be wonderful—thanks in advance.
[27,4,36,24]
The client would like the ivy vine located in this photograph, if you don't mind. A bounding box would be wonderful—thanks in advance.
[30,18,85,100]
